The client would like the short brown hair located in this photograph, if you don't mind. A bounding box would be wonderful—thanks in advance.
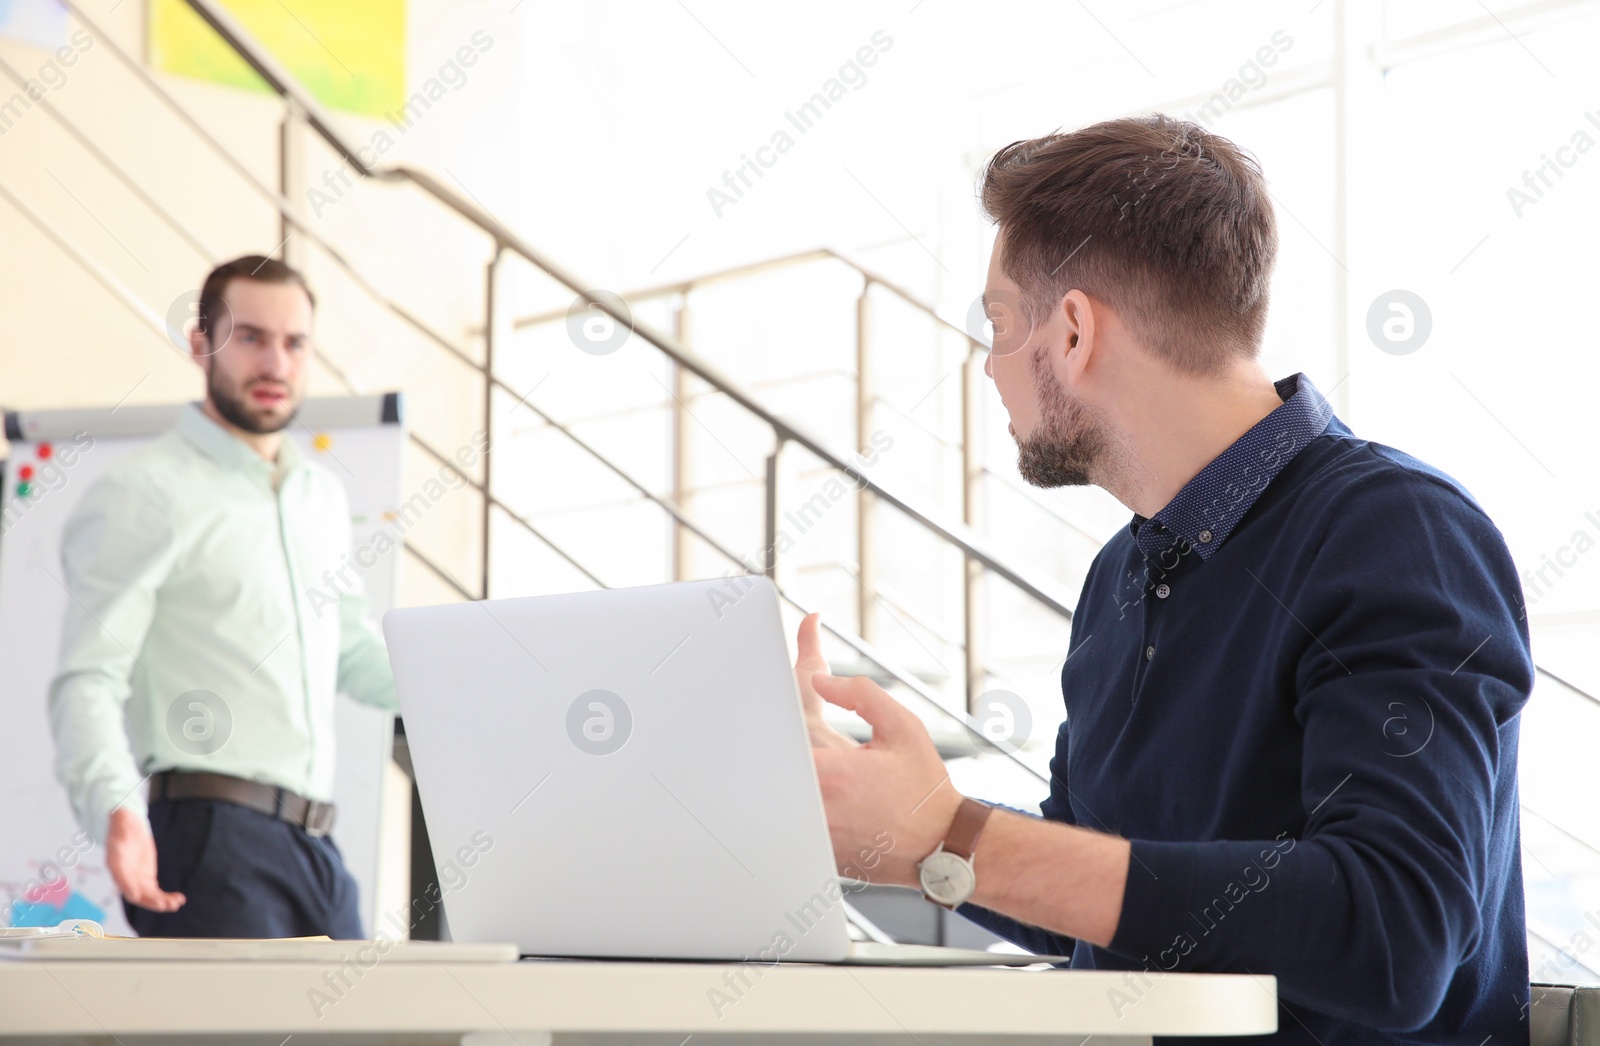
[196,255,316,337]
[980,114,1276,375]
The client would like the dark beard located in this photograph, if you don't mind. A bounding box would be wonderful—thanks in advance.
[1015,347,1106,488]
[207,366,295,435]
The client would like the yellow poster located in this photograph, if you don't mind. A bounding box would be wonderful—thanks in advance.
[149,0,405,118]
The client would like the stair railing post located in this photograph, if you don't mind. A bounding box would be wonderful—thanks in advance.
[672,293,693,581]
[962,348,984,713]
[278,96,305,269]
[765,438,785,579]
[856,280,876,643]
[481,246,502,600]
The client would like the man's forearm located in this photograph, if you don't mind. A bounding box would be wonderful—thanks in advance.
[965,806,1130,949]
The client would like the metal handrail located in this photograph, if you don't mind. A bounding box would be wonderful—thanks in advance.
[513,247,837,329]
[34,0,1596,729]
[1,162,1052,786]
[118,0,1075,729]
[48,1,1070,635]
[523,243,1600,713]
[208,132,1076,623]
[516,239,1116,552]
[81,0,1079,623]
[513,246,981,351]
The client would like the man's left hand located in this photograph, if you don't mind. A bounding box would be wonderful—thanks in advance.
[810,672,965,889]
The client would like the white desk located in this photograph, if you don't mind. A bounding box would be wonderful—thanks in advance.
[0,958,1277,1044]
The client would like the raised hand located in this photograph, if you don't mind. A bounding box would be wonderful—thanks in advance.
[810,672,962,886]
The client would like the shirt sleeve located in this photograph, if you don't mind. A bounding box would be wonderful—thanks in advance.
[334,570,398,713]
[1104,470,1533,1032]
[313,470,399,713]
[48,473,179,843]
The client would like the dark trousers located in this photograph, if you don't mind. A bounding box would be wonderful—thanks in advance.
[124,797,364,939]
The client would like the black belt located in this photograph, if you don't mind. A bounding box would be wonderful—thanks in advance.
[150,770,337,837]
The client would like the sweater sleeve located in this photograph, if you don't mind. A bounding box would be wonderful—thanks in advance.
[1104,471,1533,1032]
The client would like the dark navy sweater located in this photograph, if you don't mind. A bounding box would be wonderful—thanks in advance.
[959,373,1534,1045]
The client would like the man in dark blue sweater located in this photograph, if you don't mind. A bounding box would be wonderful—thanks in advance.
[801,113,1533,1044]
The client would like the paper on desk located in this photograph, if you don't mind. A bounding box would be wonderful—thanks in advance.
[0,935,517,962]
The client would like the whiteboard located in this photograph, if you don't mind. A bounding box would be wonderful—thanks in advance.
[0,394,405,937]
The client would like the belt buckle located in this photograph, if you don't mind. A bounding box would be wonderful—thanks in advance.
[305,801,336,837]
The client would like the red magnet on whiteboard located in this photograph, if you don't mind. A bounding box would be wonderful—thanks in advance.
[18,464,34,481]
[37,442,53,459]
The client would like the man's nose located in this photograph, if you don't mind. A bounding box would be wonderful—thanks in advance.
[984,350,994,380]
[260,342,291,377]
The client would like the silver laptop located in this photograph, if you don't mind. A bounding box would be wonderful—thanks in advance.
[384,577,1054,966]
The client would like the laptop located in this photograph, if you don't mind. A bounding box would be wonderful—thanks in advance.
[384,576,1057,966]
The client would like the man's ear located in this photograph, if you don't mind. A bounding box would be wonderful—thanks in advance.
[188,324,211,369]
[1058,289,1097,388]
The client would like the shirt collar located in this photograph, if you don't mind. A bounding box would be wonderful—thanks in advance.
[176,402,305,483]
[1128,372,1334,562]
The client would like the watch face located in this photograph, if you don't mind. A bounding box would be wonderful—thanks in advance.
[918,850,976,907]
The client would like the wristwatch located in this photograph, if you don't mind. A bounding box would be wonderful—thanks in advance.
[917,797,993,909]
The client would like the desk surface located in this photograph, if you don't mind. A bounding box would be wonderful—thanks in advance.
[0,956,1277,1042]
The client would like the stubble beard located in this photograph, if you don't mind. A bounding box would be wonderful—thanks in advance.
[207,364,296,435]
[1014,346,1107,489]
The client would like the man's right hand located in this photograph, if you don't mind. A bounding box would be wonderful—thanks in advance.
[105,806,186,912]
[795,612,860,750]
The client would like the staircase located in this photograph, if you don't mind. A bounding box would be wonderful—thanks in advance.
[2,0,1596,969]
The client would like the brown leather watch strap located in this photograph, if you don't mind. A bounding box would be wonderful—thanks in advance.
[944,797,993,861]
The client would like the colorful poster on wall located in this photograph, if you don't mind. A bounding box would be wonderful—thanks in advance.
[148,0,404,118]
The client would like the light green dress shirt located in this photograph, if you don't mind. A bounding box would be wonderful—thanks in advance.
[49,404,398,842]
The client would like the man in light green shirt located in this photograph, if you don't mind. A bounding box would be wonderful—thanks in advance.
[50,255,397,938]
